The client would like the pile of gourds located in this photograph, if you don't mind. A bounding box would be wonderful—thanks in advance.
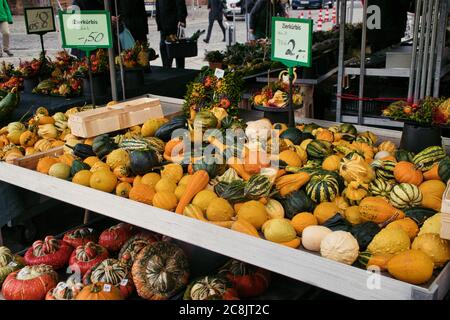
[0,106,80,163]
[19,107,450,285]
[0,223,271,300]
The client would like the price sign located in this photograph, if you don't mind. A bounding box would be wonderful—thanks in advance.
[271,17,312,68]
[24,7,56,34]
[59,10,113,50]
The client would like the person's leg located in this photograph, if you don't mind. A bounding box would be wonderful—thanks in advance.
[159,32,173,68]
[0,22,12,56]
[204,18,214,43]
[218,19,226,41]
[175,58,185,69]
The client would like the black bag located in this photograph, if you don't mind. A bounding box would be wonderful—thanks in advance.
[165,27,198,59]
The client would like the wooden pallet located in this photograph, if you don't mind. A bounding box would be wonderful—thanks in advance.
[11,146,64,170]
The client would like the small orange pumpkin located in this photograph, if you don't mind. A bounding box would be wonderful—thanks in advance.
[58,153,75,166]
[19,131,38,147]
[316,129,334,142]
[36,157,59,174]
[423,164,440,181]
[129,184,156,205]
[394,161,423,186]
[38,116,55,125]
[75,282,123,300]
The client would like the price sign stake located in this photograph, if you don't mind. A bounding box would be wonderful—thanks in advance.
[24,6,56,58]
[271,17,312,127]
[59,10,113,107]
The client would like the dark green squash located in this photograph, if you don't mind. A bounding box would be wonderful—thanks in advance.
[71,143,96,159]
[395,149,415,162]
[155,116,187,141]
[243,174,272,200]
[130,149,160,175]
[92,134,117,159]
[339,123,357,136]
[193,110,218,131]
[350,222,381,251]
[192,158,225,179]
[302,123,320,134]
[306,140,333,159]
[70,159,91,176]
[438,157,450,184]
[279,128,303,145]
[322,214,352,232]
[214,181,246,203]
[277,190,315,219]
[404,207,437,226]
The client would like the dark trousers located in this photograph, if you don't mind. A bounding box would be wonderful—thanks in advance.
[205,18,226,42]
[160,32,185,69]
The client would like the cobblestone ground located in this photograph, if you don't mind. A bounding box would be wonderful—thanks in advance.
[1,6,362,69]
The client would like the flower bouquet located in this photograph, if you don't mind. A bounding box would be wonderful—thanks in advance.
[33,77,82,97]
[116,42,156,69]
[71,49,109,77]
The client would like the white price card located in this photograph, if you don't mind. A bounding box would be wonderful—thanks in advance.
[103,284,112,292]
[214,68,225,79]
[24,6,56,34]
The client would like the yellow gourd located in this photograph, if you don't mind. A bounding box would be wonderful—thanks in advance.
[115,182,132,198]
[192,190,218,212]
[154,178,177,193]
[206,198,235,221]
[83,156,101,168]
[237,201,269,230]
[106,149,130,170]
[419,180,446,211]
[342,181,369,205]
[262,219,297,243]
[161,163,184,184]
[386,218,419,240]
[344,206,364,225]
[279,150,302,167]
[89,170,118,193]
[339,154,375,183]
[419,214,441,236]
[178,175,193,186]
[367,228,411,256]
[140,172,161,188]
[387,250,434,284]
[231,219,260,238]
[290,212,317,234]
[265,199,285,219]
[36,157,59,174]
[90,161,111,173]
[174,185,187,201]
[378,141,397,153]
[152,192,178,211]
[183,204,208,221]
[412,233,450,268]
[72,170,92,187]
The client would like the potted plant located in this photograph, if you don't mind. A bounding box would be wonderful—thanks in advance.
[382,97,449,153]
[71,49,109,98]
[204,50,225,70]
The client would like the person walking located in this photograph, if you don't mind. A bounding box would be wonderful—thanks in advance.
[117,0,149,43]
[245,0,256,40]
[203,0,226,43]
[0,0,13,57]
[156,0,188,69]
[249,0,286,40]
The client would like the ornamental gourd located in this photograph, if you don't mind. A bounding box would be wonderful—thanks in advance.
[24,236,73,270]
[367,228,411,256]
[218,259,271,298]
[76,282,124,300]
[2,265,58,300]
[359,197,405,224]
[183,276,238,300]
[393,161,423,185]
[419,180,446,211]
[46,276,84,300]
[377,141,396,153]
[387,250,434,284]
[305,172,340,203]
[118,232,159,269]
[411,233,450,268]
[98,223,134,252]
[320,231,359,265]
[63,227,97,248]
[132,242,190,300]
[342,181,368,206]
[301,226,332,252]
[69,242,109,276]
[339,154,375,183]
[83,258,134,298]
[390,183,423,209]
[0,246,24,286]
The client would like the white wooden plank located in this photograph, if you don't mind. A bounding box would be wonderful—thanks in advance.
[0,162,439,300]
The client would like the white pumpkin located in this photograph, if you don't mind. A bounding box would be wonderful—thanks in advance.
[374,150,391,160]
[245,119,273,142]
[320,231,360,265]
[302,226,332,252]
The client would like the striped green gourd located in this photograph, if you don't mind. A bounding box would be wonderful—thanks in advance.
[395,149,414,162]
[339,123,357,135]
[438,157,450,183]
[305,173,340,203]
[369,178,393,199]
[144,137,165,154]
[306,140,333,159]
[244,174,272,200]
[355,135,374,146]
[389,183,423,209]
[119,138,150,151]
[214,181,246,203]
[413,146,446,171]
[371,159,396,181]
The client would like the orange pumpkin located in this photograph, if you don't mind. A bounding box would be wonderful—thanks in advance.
[38,116,55,125]
[19,131,38,147]
[243,148,270,174]
[129,184,156,205]
[423,164,440,181]
[75,282,123,300]
[58,153,75,166]
[316,129,334,142]
[164,138,184,161]
[394,161,423,186]
[36,157,59,174]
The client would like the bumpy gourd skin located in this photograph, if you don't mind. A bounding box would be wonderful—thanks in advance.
[0,246,24,286]
[24,236,73,270]
[132,242,189,300]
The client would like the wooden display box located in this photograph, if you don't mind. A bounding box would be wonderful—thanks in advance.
[11,146,64,170]
[68,97,164,138]
[440,182,450,240]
